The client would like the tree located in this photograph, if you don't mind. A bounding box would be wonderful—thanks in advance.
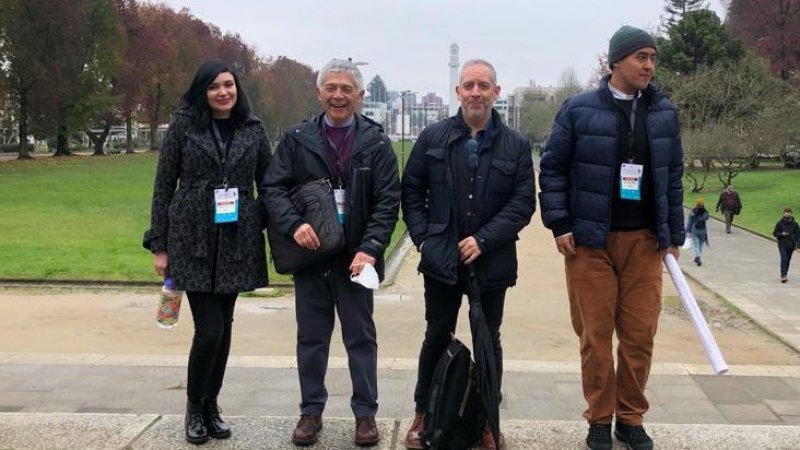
[520,101,557,144]
[367,75,388,104]
[727,0,800,85]
[0,0,50,159]
[681,124,718,192]
[586,54,610,89]
[663,0,708,27]
[668,54,796,184]
[10,0,123,156]
[519,69,583,144]
[251,56,318,138]
[658,9,744,75]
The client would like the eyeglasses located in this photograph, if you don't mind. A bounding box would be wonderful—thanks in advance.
[465,138,479,168]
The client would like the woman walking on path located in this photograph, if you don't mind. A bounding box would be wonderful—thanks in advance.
[142,60,271,444]
[772,208,800,283]
[686,199,710,266]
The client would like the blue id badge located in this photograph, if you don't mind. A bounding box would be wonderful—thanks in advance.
[213,188,239,223]
[619,163,643,201]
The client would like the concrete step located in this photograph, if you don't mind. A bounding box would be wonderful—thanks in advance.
[3,414,800,449]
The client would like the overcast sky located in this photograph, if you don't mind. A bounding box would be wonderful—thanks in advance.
[159,0,727,98]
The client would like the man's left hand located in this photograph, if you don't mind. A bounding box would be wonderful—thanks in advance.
[458,236,482,264]
[349,251,376,276]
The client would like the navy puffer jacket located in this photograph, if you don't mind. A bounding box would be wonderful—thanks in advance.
[539,75,685,250]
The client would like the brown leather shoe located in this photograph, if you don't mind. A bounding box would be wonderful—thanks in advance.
[404,411,425,449]
[481,426,506,450]
[354,416,380,446]
[291,415,322,446]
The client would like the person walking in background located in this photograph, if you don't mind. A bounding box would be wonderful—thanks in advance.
[142,60,271,444]
[539,25,684,450]
[715,184,742,234]
[263,59,400,447]
[686,199,710,266]
[772,207,800,283]
[401,58,535,450]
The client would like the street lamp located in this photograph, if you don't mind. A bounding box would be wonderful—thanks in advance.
[399,90,411,169]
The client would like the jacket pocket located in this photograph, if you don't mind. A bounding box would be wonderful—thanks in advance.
[419,221,457,284]
[426,148,447,186]
[488,158,516,196]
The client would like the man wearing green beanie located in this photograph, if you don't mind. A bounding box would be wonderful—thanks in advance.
[539,25,684,450]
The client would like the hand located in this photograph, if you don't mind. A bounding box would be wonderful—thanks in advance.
[555,233,576,257]
[458,236,482,264]
[153,251,168,278]
[663,245,680,261]
[293,223,320,250]
[349,251,376,275]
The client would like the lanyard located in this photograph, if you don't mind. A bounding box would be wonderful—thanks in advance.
[211,121,233,187]
[323,123,355,187]
[626,97,638,163]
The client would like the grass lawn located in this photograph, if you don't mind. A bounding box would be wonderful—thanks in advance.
[683,166,800,237]
[0,150,410,283]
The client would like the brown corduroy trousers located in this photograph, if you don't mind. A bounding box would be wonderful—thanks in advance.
[565,229,663,426]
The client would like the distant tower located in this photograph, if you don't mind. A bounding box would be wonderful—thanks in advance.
[448,43,459,116]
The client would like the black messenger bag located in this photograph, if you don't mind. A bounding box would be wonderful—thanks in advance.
[267,179,346,274]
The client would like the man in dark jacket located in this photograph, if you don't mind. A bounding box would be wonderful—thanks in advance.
[715,184,743,234]
[401,59,535,450]
[263,59,400,447]
[539,26,684,450]
[773,207,800,283]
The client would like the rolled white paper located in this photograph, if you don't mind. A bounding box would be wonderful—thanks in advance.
[664,253,729,375]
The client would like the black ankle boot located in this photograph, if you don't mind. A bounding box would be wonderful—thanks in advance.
[185,400,210,445]
[203,399,231,439]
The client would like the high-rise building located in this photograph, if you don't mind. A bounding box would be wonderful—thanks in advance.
[448,43,459,117]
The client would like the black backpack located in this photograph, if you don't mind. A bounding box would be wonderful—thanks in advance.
[423,337,485,450]
[694,210,707,229]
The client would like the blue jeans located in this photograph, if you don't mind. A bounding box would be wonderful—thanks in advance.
[692,235,705,259]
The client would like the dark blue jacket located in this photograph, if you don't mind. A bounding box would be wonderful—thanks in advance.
[402,109,535,288]
[539,75,685,250]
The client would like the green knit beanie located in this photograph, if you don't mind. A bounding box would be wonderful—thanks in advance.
[608,25,657,69]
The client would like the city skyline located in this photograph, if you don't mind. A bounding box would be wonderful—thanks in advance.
[160,0,727,97]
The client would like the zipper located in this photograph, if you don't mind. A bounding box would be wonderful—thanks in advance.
[458,362,473,417]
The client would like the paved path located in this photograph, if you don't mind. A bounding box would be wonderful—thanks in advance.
[2,198,800,448]
[678,213,800,354]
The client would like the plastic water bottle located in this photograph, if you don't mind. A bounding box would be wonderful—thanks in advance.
[156,276,183,329]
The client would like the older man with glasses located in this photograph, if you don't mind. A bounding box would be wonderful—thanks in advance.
[400,58,535,450]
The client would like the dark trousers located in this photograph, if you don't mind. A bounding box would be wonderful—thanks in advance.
[779,244,795,278]
[413,273,507,411]
[723,209,735,233]
[185,291,238,403]
[294,266,378,417]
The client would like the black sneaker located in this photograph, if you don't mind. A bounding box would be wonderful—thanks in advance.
[614,422,653,450]
[585,423,612,450]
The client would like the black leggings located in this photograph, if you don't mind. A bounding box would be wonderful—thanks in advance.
[186,291,237,403]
